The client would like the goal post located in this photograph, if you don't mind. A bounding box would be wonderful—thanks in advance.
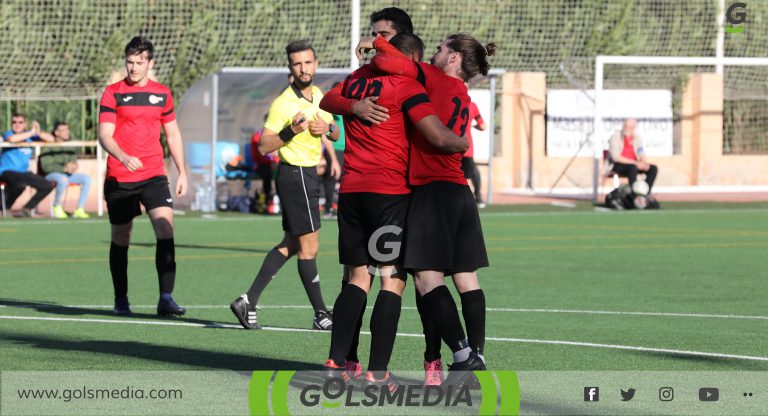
[591,55,768,201]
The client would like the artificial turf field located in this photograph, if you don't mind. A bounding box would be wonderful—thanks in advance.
[1,202,767,374]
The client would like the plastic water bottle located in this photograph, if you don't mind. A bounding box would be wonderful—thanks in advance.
[198,184,214,213]
[191,185,201,211]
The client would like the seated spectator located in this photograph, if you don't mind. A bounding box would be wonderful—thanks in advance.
[38,121,91,218]
[608,118,658,193]
[250,126,279,197]
[0,113,55,217]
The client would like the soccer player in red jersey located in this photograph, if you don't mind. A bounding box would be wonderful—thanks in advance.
[98,36,188,316]
[320,32,469,388]
[463,101,487,207]
[360,33,497,384]
[318,6,410,384]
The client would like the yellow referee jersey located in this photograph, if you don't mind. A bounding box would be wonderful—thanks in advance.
[264,84,333,167]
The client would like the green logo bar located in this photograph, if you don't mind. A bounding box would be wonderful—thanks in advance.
[271,371,294,416]
[248,371,274,416]
[475,371,498,415]
[249,370,520,415]
[726,26,744,33]
[495,371,521,416]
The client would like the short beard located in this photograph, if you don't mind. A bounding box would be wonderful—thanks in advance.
[293,75,313,90]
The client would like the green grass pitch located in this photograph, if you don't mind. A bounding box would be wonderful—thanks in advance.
[1,202,767,373]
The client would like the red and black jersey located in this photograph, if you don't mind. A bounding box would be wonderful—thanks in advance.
[99,79,176,182]
[321,65,437,194]
[465,101,484,158]
[372,38,470,187]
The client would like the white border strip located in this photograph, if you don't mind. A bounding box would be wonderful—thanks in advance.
[0,315,765,362]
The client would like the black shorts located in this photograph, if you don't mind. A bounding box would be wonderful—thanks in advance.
[338,192,409,267]
[276,162,321,236]
[104,176,173,225]
[404,181,488,274]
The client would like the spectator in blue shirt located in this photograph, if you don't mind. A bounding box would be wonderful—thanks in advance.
[0,113,55,217]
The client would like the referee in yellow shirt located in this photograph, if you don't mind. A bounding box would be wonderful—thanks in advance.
[230,40,340,330]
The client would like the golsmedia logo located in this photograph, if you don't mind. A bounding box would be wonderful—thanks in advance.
[726,2,747,33]
[299,376,471,408]
[366,225,403,276]
[249,370,520,415]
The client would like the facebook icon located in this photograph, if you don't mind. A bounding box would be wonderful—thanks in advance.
[584,387,600,402]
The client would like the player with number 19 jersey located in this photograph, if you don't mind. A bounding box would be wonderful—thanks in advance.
[371,37,470,187]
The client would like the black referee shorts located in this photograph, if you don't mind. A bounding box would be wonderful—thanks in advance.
[337,192,409,267]
[104,175,173,225]
[404,181,488,274]
[276,162,321,236]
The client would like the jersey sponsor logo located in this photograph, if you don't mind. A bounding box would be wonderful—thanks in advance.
[114,92,168,107]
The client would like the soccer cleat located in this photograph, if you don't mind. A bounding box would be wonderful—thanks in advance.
[113,296,132,316]
[13,208,34,218]
[313,310,333,330]
[477,202,486,209]
[157,296,186,316]
[229,294,261,329]
[345,361,363,381]
[363,371,399,393]
[72,208,90,219]
[443,351,486,388]
[424,359,444,386]
[52,205,68,219]
[323,359,349,382]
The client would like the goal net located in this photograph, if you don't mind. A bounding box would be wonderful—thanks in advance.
[4,0,762,101]
[551,55,768,198]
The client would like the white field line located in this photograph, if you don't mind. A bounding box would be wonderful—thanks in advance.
[0,314,766,362]
[11,304,764,321]
[2,206,768,227]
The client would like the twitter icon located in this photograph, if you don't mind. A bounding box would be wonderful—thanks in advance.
[621,388,636,401]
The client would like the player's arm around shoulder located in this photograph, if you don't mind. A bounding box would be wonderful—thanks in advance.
[400,80,469,154]
[414,116,470,154]
[319,81,353,116]
[163,119,188,197]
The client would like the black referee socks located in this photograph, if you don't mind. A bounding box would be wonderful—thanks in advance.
[368,290,402,374]
[416,290,442,362]
[298,259,327,313]
[329,283,367,364]
[246,248,288,305]
[109,242,129,298]
[460,289,486,357]
[423,285,467,353]
[156,238,176,293]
